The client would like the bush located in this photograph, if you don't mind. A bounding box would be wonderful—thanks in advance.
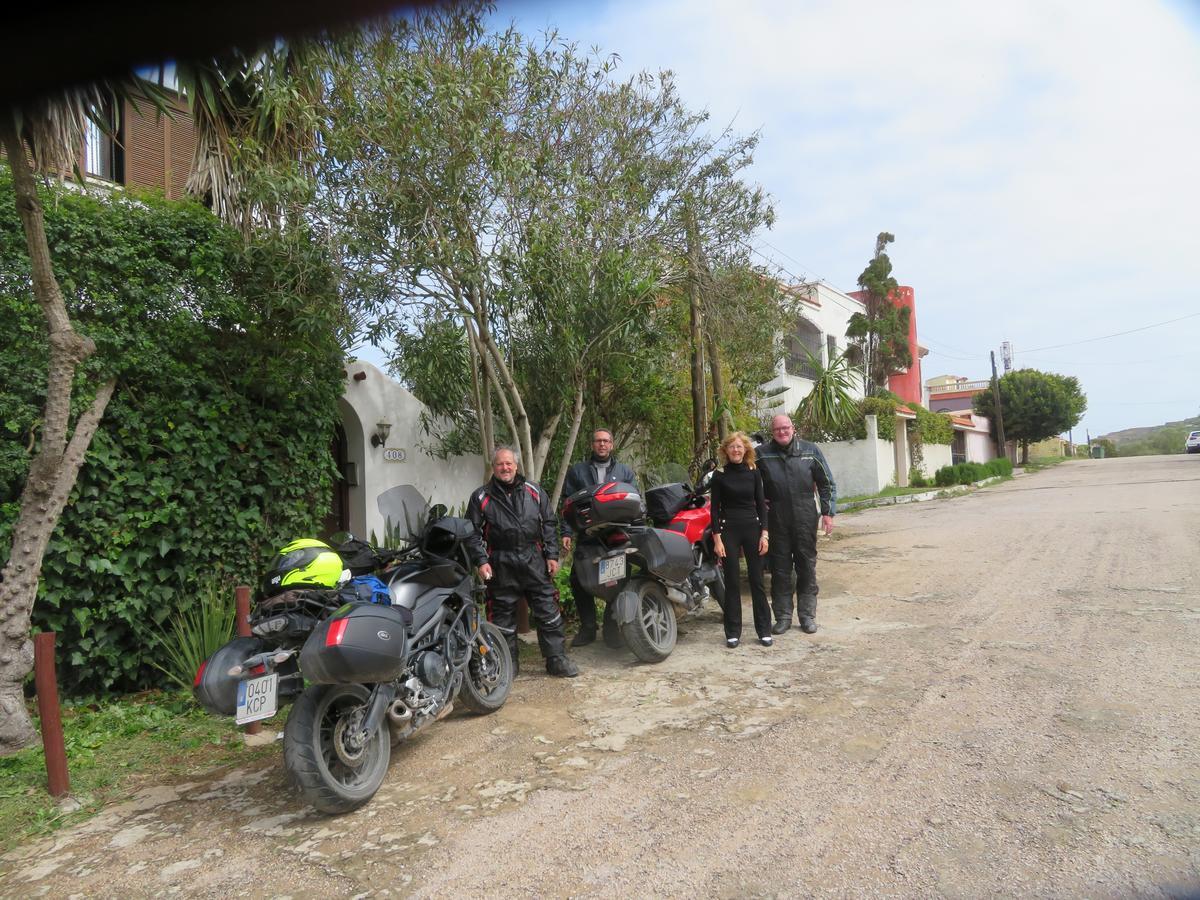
[0,170,347,694]
[910,471,927,488]
[932,457,1013,487]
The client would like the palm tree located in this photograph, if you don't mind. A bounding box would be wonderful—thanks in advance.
[0,48,322,753]
[793,348,861,442]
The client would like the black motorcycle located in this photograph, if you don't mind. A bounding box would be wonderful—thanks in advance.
[563,480,722,663]
[195,508,512,814]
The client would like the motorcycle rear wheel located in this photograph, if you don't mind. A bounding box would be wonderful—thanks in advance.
[458,622,513,714]
[284,683,390,815]
[620,579,678,663]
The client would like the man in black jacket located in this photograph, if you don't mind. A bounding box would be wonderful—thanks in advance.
[467,447,578,678]
[757,415,836,635]
[560,428,638,647]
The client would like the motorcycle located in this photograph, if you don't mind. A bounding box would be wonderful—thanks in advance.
[562,475,724,663]
[195,507,513,814]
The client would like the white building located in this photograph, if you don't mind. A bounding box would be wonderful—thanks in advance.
[331,361,485,543]
[754,282,868,420]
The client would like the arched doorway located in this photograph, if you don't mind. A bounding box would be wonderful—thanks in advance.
[321,423,350,539]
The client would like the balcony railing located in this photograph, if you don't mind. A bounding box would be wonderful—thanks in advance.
[929,379,990,395]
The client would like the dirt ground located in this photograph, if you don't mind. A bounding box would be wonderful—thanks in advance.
[2,454,1198,898]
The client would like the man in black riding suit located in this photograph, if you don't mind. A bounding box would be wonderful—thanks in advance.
[560,428,639,648]
[467,447,579,678]
[756,414,836,635]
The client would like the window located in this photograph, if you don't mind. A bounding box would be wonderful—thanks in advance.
[784,318,823,380]
[83,101,119,182]
[826,334,838,364]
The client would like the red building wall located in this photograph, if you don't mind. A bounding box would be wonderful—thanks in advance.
[848,285,922,405]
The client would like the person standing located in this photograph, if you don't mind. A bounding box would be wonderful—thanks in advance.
[467,447,579,678]
[756,414,836,635]
[710,431,772,648]
[560,428,638,647]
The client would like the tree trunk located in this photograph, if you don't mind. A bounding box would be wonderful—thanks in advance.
[551,381,586,510]
[0,121,115,755]
[704,330,731,444]
[684,203,707,470]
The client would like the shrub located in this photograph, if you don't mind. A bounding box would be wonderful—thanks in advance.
[910,471,927,488]
[932,457,1013,487]
[0,171,346,694]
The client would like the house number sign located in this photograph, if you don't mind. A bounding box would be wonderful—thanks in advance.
[382,448,407,463]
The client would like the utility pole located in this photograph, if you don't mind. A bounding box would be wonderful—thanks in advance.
[990,351,1009,462]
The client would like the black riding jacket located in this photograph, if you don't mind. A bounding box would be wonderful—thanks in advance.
[466,475,559,575]
[560,454,638,538]
[756,437,837,531]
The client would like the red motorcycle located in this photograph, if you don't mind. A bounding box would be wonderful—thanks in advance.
[564,475,725,662]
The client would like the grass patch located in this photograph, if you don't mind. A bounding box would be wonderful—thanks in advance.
[1022,455,1073,471]
[839,484,940,504]
[0,691,281,853]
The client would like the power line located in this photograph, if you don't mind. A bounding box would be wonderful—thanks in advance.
[1023,311,1200,352]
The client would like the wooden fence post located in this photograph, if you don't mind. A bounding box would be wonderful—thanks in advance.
[33,632,70,797]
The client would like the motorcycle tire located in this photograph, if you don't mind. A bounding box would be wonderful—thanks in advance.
[458,622,513,714]
[620,579,678,663]
[283,683,391,815]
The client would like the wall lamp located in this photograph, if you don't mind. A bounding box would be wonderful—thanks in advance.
[371,420,392,448]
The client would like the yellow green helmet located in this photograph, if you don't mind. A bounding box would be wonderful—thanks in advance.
[262,539,345,597]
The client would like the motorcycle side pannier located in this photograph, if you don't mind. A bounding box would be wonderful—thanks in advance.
[300,603,413,684]
[644,483,690,524]
[563,481,645,532]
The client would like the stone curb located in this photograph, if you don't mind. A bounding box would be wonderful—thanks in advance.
[840,474,1010,512]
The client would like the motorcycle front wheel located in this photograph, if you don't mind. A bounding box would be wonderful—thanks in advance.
[620,579,678,663]
[458,621,513,714]
[283,683,390,815]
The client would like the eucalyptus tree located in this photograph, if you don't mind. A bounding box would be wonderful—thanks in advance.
[320,6,775,499]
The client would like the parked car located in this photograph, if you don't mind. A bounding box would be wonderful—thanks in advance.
[1186,431,1200,453]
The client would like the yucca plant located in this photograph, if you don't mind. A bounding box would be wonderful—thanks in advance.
[794,348,861,442]
[150,584,237,691]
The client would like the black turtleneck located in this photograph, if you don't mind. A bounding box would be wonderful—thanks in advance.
[710,461,766,536]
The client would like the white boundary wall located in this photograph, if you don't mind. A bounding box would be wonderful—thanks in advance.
[816,415,955,500]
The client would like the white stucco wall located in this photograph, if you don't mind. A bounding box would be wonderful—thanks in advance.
[920,443,953,478]
[815,416,893,501]
[341,361,485,542]
[964,430,995,463]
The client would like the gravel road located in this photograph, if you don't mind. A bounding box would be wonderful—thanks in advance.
[3,454,1198,898]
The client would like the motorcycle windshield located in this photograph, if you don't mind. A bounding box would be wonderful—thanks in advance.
[376,484,435,546]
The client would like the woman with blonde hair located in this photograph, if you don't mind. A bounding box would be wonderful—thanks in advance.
[710,431,771,647]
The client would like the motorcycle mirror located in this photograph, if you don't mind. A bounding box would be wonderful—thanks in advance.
[428,503,448,521]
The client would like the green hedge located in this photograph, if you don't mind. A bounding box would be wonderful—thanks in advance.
[0,169,347,694]
[933,457,1013,487]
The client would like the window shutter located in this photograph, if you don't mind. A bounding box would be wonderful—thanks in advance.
[123,99,165,192]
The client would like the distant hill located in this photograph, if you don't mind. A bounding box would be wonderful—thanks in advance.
[1100,414,1200,456]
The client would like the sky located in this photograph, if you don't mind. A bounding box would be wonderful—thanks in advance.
[495,0,1200,438]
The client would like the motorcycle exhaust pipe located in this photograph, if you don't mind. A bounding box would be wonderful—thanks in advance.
[387,698,413,724]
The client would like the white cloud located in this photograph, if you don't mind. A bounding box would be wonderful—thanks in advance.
[506,0,1200,433]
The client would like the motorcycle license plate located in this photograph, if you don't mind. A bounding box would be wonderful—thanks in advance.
[235,673,278,724]
[598,555,626,584]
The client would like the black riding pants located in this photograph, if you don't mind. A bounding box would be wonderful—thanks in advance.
[768,520,819,622]
[720,519,770,640]
[487,564,566,662]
